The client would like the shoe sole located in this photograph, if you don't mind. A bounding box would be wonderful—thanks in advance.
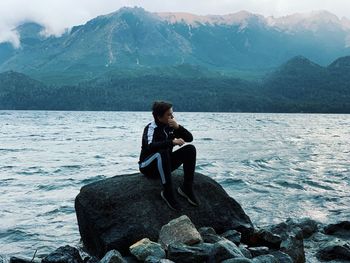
[177,187,199,206]
[161,191,178,211]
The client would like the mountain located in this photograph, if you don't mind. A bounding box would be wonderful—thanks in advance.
[261,56,350,112]
[1,56,349,113]
[0,71,49,109]
[1,7,350,84]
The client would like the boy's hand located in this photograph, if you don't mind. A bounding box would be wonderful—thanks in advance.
[172,138,185,146]
[168,118,179,129]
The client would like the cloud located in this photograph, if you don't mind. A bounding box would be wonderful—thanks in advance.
[1,0,350,47]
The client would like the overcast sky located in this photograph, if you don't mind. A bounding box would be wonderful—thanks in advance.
[1,0,350,47]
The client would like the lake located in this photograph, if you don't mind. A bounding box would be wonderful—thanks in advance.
[0,111,349,259]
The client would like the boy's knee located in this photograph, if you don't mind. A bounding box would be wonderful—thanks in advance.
[184,144,196,154]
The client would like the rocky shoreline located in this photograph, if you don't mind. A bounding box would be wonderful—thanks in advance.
[2,172,350,263]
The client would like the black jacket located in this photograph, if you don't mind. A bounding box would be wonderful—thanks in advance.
[138,120,193,164]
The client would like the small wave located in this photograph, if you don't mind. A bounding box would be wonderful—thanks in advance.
[0,165,16,169]
[275,180,305,190]
[40,205,75,216]
[17,168,48,176]
[0,148,31,153]
[242,157,280,170]
[60,165,82,169]
[199,137,213,141]
[0,229,39,242]
[81,175,106,184]
[303,180,334,191]
[95,125,120,129]
[220,177,247,186]
[37,184,61,191]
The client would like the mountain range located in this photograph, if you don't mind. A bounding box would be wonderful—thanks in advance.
[1,55,349,112]
[1,7,350,84]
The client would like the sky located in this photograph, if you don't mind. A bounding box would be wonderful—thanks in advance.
[1,0,350,47]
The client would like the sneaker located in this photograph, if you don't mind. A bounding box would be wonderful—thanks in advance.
[177,186,199,206]
[161,190,180,211]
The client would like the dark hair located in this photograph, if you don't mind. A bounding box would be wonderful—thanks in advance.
[152,101,172,121]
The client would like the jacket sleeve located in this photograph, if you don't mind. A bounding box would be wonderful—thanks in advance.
[173,125,193,142]
[143,125,173,152]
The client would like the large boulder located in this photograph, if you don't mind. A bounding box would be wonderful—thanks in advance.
[75,171,254,257]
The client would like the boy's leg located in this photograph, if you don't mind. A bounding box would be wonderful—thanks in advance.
[139,150,179,210]
[171,144,199,206]
[171,144,196,187]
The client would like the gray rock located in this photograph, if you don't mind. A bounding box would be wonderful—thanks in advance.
[199,227,216,235]
[285,218,319,238]
[129,238,165,261]
[266,221,305,263]
[239,244,252,259]
[41,245,83,263]
[221,258,253,263]
[121,256,138,263]
[9,257,37,263]
[279,228,305,263]
[83,256,99,263]
[323,221,350,238]
[247,246,269,257]
[247,229,281,249]
[144,256,175,263]
[212,239,245,262]
[316,243,350,261]
[167,242,214,263]
[75,171,254,257]
[251,255,278,263]
[99,250,126,263]
[268,251,293,263]
[221,230,241,245]
[199,227,224,244]
[158,215,202,249]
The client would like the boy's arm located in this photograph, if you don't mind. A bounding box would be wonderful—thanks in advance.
[173,125,193,142]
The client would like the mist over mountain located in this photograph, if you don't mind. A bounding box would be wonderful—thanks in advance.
[0,7,350,84]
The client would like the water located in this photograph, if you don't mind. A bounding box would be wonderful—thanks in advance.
[0,111,349,260]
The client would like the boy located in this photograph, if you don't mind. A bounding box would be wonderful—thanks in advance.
[138,101,198,211]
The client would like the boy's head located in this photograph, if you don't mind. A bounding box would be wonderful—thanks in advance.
[152,101,173,124]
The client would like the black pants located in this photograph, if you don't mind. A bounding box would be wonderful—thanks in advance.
[139,144,196,191]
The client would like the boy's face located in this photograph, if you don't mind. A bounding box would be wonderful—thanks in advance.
[158,107,174,125]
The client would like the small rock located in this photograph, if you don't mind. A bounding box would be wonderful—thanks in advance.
[252,254,278,263]
[129,238,165,261]
[9,257,37,263]
[268,251,293,263]
[248,229,281,249]
[198,227,224,243]
[167,242,214,263]
[247,246,269,257]
[239,244,252,259]
[267,221,305,263]
[221,258,253,263]
[41,245,83,263]
[280,228,305,263]
[144,256,175,263]
[285,218,319,238]
[212,239,245,262]
[158,215,202,249]
[323,221,350,238]
[198,227,216,235]
[99,250,126,263]
[83,256,99,263]
[221,230,242,245]
[316,243,350,261]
